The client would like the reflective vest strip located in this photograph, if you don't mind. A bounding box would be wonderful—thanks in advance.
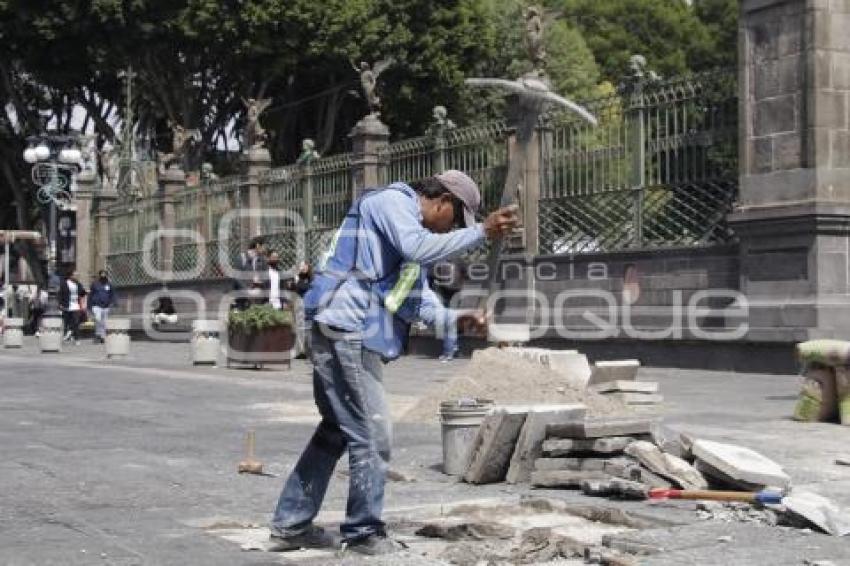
[385,263,420,314]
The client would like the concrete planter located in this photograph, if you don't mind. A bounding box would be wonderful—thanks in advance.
[192,320,221,365]
[2,317,24,348]
[105,318,131,358]
[39,316,63,352]
[226,323,294,369]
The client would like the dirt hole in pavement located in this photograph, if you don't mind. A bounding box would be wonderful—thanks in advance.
[395,497,661,565]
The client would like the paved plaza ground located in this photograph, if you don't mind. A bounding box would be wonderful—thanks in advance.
[1,338,849,565]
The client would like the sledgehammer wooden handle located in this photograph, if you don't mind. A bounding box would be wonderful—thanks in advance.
[649,488,783,504]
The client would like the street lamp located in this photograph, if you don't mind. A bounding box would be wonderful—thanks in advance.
[22,134,82,320]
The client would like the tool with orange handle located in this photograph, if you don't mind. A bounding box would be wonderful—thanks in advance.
[648,488,783,504]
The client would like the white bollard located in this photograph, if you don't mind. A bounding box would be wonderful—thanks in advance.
[105,318,131,358]
[39,316,63,352]
[191,320,221,365]
[3,317,24,348]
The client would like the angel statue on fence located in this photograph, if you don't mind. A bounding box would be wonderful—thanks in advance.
[352,58,394,116]
[525,6,546,71]
[158,122,200,173]
[241,97,272,150]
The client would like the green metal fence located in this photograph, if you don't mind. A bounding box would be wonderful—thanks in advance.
[539,68,738,254]
[105,198,160,286]
[103,68,738,287]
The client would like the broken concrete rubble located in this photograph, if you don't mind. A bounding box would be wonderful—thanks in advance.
[624,440,707,490]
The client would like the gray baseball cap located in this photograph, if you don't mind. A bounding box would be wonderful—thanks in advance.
[435,169,481,228]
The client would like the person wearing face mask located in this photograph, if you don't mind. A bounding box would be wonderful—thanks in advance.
[88,270,116,343]
[265,250,285,310]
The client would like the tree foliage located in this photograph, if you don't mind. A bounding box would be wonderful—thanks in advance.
[557,0,730,82]
[0,0,739,239]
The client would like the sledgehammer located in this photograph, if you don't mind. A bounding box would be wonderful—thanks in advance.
[648,488,783,504]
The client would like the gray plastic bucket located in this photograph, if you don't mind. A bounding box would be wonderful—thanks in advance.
[440,398,494,476]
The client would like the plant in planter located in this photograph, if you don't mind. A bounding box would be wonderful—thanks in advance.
[227,305,295,366]
[228,304,293,332]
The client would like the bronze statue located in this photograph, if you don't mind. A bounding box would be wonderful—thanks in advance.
[241,97,272,150]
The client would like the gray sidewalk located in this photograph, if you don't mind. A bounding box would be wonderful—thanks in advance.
[1,337,848,565]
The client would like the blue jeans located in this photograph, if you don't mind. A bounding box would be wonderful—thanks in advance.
[271,326,391,541]
[441,311,458,357]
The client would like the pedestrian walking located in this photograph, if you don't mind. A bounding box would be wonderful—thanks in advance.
[59,270,87,345]
[88,270,116,343]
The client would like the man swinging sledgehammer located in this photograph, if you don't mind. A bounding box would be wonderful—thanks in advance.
[268,170,518,555]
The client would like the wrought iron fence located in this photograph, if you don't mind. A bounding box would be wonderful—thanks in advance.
[539,68,738,255]
[105,199,160,286]
[102,68,738,287]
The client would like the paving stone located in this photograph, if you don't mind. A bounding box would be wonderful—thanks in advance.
[589,360,640,385]
[506,404,587,484]
[783,490,850,536]
[542,435,639,456]
[530,469,612,488]
[625,440,707,490]
[534,457,583,471]
[581,479,616,496]
[694,458,764,491]
[534,457,614,472]
[606,392,664,405]
[609,478,650,500]
[691,439,791,489]
[545,351,593,388]
[547,416,656,439]
[463,407,528,485]
[649,422,688,460]
[592,380,659,394]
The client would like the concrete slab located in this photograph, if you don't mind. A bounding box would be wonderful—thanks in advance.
[589,360,640,385]
[783,490,850,537]
[534,457,614,472]
[530,469,611,488]
[505,404,587,484]
[463,407,528,485]
[548,416,656,439]
[607,392,664,405]
[593,380,659,394]
[542,435,639,457]
[692,439,791,489]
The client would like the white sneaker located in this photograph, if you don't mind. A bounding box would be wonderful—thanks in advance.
[35,331,41,337]
[63,330,73,342]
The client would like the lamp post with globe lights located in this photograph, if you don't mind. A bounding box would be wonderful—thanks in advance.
[22,134,82,318]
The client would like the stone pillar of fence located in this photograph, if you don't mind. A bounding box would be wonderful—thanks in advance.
[94,183,118,281]
[243,147,272,239]
[73,170,98,285]
[159,168,186,279]
[731,0,850,339]
[349,114,389,196]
